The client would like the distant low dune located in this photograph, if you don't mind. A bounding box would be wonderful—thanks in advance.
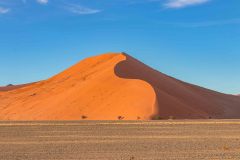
[0,83,33,92]
[0,53,240,120]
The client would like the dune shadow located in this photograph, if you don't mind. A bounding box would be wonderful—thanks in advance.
[114,53,162,119]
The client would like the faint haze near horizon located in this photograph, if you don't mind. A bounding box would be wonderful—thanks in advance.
[0,0,239,94]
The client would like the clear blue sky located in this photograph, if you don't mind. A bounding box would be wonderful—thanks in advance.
[0,0,239,94]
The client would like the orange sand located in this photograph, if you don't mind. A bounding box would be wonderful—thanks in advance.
[0,53,240,120]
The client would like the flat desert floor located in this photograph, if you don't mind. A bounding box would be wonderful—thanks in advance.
[0,120,240,160]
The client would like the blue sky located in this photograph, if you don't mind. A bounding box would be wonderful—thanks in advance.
[0,0,239,94]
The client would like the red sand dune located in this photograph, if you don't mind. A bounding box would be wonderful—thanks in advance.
[0,52,240,120]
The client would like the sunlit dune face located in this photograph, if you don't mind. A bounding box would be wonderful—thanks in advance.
[0,53,156,120]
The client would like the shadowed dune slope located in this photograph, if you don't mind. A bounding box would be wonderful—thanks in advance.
[115,54,240,119]
[0,52,239,120]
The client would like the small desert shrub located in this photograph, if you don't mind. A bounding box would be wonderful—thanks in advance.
[81,115,87,120]
[118,116,124,120]
[129,156,135,160]
[152,115,164,120]
[223,146,230,151]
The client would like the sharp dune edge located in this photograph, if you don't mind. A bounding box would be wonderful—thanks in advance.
[0,52,240,120]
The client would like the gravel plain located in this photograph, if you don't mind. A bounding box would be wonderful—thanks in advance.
[0,120,240,160]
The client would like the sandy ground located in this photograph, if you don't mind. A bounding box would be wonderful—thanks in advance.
[0,120,240,160]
